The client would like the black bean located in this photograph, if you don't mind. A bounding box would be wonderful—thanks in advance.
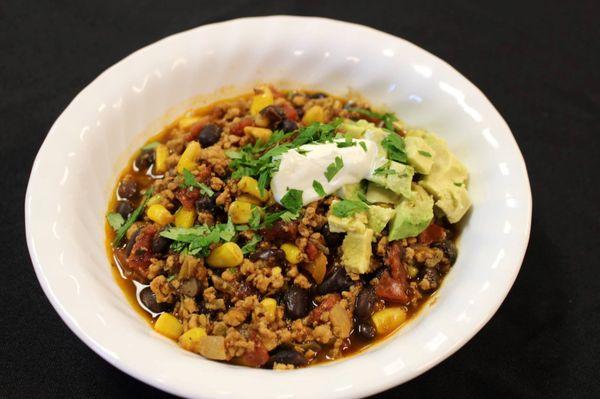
[266,348,308,368]
[250,248,285,264]
[355,286,377,321]
[260,105,285,125]
[433,239,458,265]
[321,223,344,248]
[316,267,353,295]
[116,200,134,218]
[283,285,310,319]
[308,92,327,99]
[118,179,138,199]
[179,278,200,297]
[195,195,216,212]
[139,286,169,313]
[125,228,141,256]
[151,233,171,254]
[278,119,298,133]
[198,124,222,147]
[134,149,155,170]
[355,321,376,340]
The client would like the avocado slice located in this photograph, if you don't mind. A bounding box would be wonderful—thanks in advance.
[327,200,368,233]
[336,182,366,201]
[367,205,395,234]
[388,185,434,241]
[407,129,471,223]
[405,136,435,174]
[341,228,374,274]
[338,119,374,138]
[368,161,414,199]
[365,182,400,204]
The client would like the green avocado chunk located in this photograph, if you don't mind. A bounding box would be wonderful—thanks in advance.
[336,182,365,201]
[405,136,435,174]
[368,161,414,199]
[365,182,401,204]
[327,200,368,233]
[367,205,395,234]
[341,228,374,274]
[388,185,434,241]
[407,129,471,223]
[338,119,374,138]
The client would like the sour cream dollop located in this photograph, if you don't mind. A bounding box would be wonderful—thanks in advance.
[271,138,384,205]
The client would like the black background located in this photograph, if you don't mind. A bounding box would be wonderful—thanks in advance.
[1,1,599,398]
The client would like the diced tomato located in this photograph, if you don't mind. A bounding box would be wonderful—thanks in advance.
[375,242,411,304]
[305,242,319,261]
[127,224,157,276]
[230,117,254,136]
[236,339,270,367]
[418,223,447,245]
[175,188,200,210]
[281,102,298,121]
[308,293,340,323]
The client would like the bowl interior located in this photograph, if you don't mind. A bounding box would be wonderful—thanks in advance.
[26,16,531,399]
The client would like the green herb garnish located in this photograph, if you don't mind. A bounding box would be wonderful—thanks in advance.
[160,219,235,257]
[373,161,397,176]
[336,134,356,148]
[112,189,154,246]
[241,234,262,254]
[331,199,369,218]
[106,212,125,231]
[181,168,214,197]
[418,150,432,157]
[312,180,326,197]
[381,133,407,164]
[359,141,368,152]
[248,206,262,229]
[280,189,303,214]
[324,156,344,182]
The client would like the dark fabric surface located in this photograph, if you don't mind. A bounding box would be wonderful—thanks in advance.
[1,1,598,398]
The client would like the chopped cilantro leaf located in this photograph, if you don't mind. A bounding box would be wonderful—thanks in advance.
[336,134,356,148]
[359,141,368,152]
[280,189,303,213]
[331,200,369,218]
[349,108,398,131]
[373,161,397,176]
[106,212,125,231]
[418,150,432,157]
[181,168,214,197]
[248,206,262,229]
[160,220,236,257]
[357,191,372,205]
[381,133,407,163]
[312,180,326,197]
[324,156,344,182]
[112,189,154,246]
[241,234,262,254]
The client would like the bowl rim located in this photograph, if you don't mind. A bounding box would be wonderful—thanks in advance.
[25,15,532,399]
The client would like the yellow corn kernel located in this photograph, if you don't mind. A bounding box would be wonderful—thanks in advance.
[371,308,407,335]
[260,298,277,322]
[244,126,272,143]
[302,105,326,124]
[207,242,244,268]
[250,86,274,115]
[174,207,196,228]
[178,115,200,129]
[176,141,201,174]
[154,313,183,340]
[238,176,269,201]
[178,327,207,351]
[281,243,302,264]
[146,204,173,226]
[237,194,262,205]
[154,144,169,174]
[228,200,253,224]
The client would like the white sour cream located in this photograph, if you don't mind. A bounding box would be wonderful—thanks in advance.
[271,138,384,205]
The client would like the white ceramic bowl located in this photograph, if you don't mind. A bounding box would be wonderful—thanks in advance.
[25,16,531,399]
